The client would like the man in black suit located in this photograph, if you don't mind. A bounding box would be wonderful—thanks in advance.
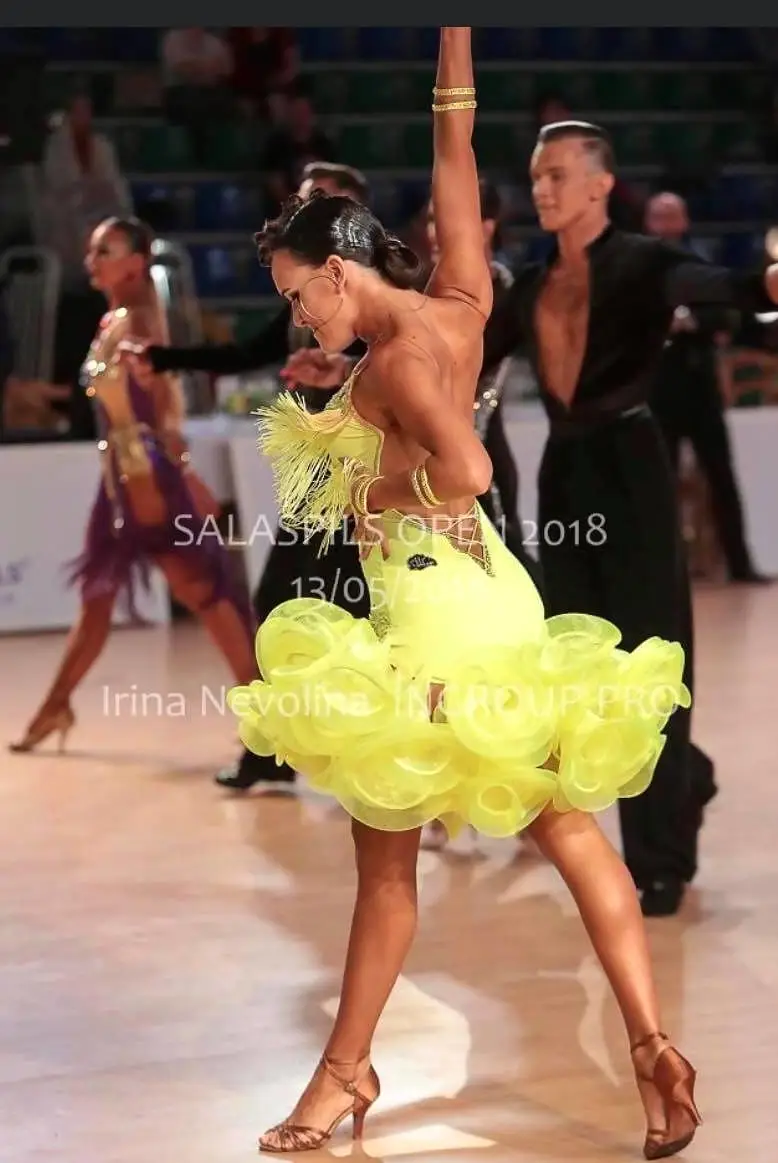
[139,163,371,791]
[645,192,768,584]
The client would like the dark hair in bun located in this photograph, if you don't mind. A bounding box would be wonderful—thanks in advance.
[102,216,155,258]
[255,189,422,291]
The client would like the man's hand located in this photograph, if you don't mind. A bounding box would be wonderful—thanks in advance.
[117,341,157,389]
[281,349,353,390]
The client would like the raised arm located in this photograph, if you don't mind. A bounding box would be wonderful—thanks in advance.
[427,27,493,319]
[659,240,778,313]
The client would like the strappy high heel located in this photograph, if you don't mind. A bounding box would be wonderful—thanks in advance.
[9,704,75,754]
[631,1031,702,1160]
[258,1053,380,1154]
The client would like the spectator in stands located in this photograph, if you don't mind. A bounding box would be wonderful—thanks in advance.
[646,191,769,584]
[161,27,234,162]
[227,27,299,119]
[40,92,133,280]
[41,92,134,425]
[260,84,336,213]
[534,91,573,130]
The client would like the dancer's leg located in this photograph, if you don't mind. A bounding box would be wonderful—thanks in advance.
[260,822,420,1148]
[12,591,116,749]
[156,555,256,685]
[527,807,697,1144]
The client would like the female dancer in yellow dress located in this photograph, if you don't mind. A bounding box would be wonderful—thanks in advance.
[229,29,701,1160]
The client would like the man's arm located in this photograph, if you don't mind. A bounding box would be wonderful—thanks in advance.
[481,277,526,377]
[147,306,292,375]
[658,240,778,314]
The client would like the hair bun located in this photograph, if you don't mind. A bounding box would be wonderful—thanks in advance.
[374,233,423,290]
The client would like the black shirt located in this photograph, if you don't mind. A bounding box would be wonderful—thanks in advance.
[483,224,774,427]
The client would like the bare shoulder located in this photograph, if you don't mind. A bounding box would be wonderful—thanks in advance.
[369,335,441,387]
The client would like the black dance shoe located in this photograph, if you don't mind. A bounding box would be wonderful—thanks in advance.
[640,880,685,917]
[730,569,773,585]
[215,750,296,792]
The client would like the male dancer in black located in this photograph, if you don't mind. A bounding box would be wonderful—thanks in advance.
[136,163,371,791]
[645,191,769,584]
[482,121,778,916]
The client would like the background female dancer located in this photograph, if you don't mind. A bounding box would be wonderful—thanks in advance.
[231,29,700,1159]
[10,217,256,753]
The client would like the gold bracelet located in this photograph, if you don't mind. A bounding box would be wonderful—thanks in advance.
[432,100,477,113]
[433,86,475,97]
[416,463,442,507]
[410,463,442,509]
[351,472,380,519]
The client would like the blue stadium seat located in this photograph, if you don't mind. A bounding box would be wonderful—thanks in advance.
[712,174,772,221]
[189,243,275,299]
[595,28,655,60]
[296,28,352,62]
[110,29,160,63]
[396,178,430,222]
[132,181,198,230]
[537,28,591,61]
[193,181,265,232]
[476,28,540,61]
[356,28,413,61]
[415,28,442,60]
[651,29,710,61]
[42,29,109,61]
[720,231,764,268]
[708,28,754,61]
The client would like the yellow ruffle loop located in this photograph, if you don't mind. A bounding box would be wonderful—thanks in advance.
[255,393,352,552]
[340,720,463,811]
[227,598,692,838]
[539,614,625,736]
[608,638,691,729]
[459,761,558,837]
[554,715,664,813]
[441,653,557,768]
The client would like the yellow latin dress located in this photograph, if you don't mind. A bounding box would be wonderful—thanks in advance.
[227,374,691,837]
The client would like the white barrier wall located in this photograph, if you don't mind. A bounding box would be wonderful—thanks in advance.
[2,405,776,633]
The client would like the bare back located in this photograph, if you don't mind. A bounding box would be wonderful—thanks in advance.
[350,293,485,489]
[535,262,590,408]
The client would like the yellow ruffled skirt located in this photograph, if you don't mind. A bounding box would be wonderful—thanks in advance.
[228,507,690,837]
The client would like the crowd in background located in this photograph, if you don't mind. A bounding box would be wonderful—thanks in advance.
[3,26,778,444]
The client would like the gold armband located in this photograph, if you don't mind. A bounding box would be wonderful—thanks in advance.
[432,85,477,113]
[350,471,381,519]
[410,463,442,508]
[432,100,477,113]
[433,86,475,97]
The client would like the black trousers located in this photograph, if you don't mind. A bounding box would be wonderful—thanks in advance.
[652,375,755,579]
[537,408,712,888]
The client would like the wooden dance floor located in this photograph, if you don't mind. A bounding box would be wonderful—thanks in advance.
[2,583,777,1162]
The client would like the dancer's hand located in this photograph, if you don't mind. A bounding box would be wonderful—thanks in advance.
[281,349,352,389]
[353,513,390,562]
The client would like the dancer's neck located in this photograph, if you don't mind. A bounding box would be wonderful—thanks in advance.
[108,276,153,313]
[555,213,610,266]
